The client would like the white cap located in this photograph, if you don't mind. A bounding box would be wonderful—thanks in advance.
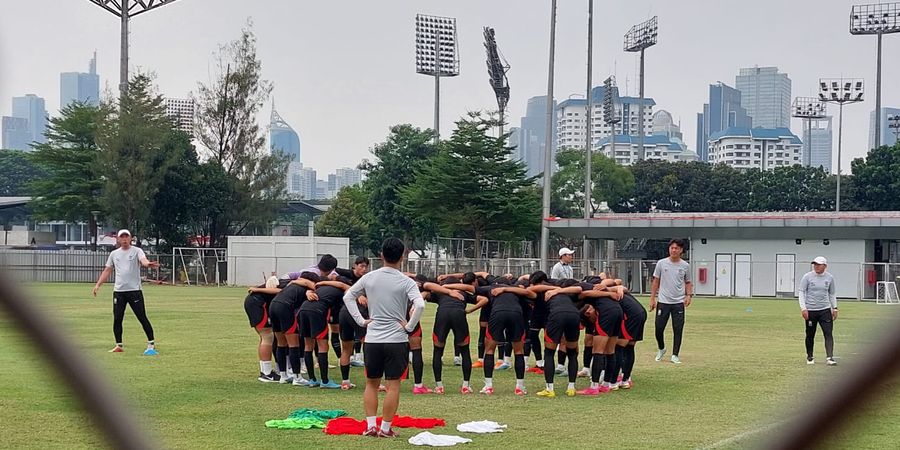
[558,247,575,257]
[117,229,131,237]
[812,256,827,265]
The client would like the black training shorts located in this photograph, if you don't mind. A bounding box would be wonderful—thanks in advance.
[299,309,329,340]
[544,312,581,345]
[364,342,409,380]
[269,302,298,334]
[244,294,270,330]
[592,300,624,338]
[487,310,526,344]
[621,310,647,342]
[432,309,471,347]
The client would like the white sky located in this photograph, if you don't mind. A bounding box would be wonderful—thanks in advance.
[1,0,898,174]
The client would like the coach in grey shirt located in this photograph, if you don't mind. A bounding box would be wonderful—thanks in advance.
[343,238,425,438]
[650,239,692,364]
[799,256,838,366]
[551,247,575,280]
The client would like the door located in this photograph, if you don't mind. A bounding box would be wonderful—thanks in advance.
[715,253,733,296]
[734,254,752,297]
[776,254,796,294]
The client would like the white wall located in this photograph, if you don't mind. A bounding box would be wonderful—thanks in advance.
[226,235,349,286]
[690,238,864,298]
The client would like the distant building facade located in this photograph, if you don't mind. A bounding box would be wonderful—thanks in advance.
[60,52,100,109]
[735,66,791,128]
[696,82,752,161]
[708,127,801,170]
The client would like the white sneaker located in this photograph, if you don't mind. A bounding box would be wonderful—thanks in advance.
[453,356,462,366]
[807,357,815,365]
[671,355,681,364]
[655,348,666,362]
[292,376,310,386]
[555,364,566,375]
[826,357,837,366]
[536,360,544,369]
[299,364,308,375]
[577,367,590,378]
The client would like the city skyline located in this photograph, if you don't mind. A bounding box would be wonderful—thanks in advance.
[1,0,898,174]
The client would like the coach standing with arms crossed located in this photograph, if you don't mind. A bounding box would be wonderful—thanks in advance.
[92,229,160,355]
[343,238,425,438]
[799,256,838,366]
[649,239,692,364]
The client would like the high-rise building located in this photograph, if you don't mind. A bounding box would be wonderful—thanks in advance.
[11,94,48,146]
[805,117,833,172]
[60,52,100,109]
[708,127,801,170]
[735,66,791,128]
[327,167,363,198]
[269,104,301,162]
[696,82,752,161]
[1,116,31,150]
[514,95,557,178]
[556,85,656,152]
[286,161,317,199]
[868,107,900,149]
[165,97,195,137]
[596,134,697,166]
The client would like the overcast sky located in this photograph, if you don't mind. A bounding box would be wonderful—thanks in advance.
[1,0,897,175]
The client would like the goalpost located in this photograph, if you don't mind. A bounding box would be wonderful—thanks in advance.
[876,281,900,305]
[172,247,227,286]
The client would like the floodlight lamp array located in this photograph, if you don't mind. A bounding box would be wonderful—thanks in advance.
[818,78,865,104]
[415,14,460,77]
[624,16,658,52]
[791,97,827,118]
[850,2,900,34]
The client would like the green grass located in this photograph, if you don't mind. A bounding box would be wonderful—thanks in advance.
[1,284,899,449]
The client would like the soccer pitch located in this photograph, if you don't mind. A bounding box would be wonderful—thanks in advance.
[1,284,898,449]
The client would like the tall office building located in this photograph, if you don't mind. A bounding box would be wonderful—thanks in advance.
[327,167,363,198]
[735,66,791,128]
[165,97,195,137]
[269,104,301,162]
[869,107,900,149]
[60,52,101,109]
[805,117,833,172]
[286,161,317,200]
[708,127,801,170]
[514,95,557,179]
[556,85,656,152]
[1,116,30,150]
[696,82,752,161]
[11,94,48,147]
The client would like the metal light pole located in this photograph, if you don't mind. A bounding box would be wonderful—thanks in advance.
[583,0,594,277]
[86,0,182,96]
[540,0,558,273]
[624,16,658,161]
[484,27,511,136]
[416,14,460,144]
[90,210,101,252]
[850,2,900,149]
[819,78,865,212]
[791,97,827,166]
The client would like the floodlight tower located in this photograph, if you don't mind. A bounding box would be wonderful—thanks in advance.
[623,16,658,161]
[850,2,900,149]
[416,14,460,144]
[889,114,900,141]
[819,78,865,212]
[86,0,182,96]
[791,97,827,166]
[483,27,511,135]
[582,0,595,277]
[602,76,621,159]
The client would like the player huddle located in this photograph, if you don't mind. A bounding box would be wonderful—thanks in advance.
[242,254,649,397]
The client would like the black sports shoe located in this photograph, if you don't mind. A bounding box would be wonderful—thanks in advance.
[258,371,280,383]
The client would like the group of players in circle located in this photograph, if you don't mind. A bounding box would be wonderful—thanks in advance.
[242,253,650,397]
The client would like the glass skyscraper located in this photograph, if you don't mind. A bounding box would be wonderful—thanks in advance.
[696,82,752,161]
[869,107,900,149]
[269,105,301,162]
[10,94,48,146]
[60,52,100,109]
[735,66,791,129]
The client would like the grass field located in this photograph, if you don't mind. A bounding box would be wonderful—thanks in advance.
[1,283,899,449]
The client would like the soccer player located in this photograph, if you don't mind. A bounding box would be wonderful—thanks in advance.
[423,274,488,394]
[245,278,291,382]
[338,291,368,389]
[343,238,426,438]
[578,283,624,394]
[298,276,353,389]
[590,276,647,389]
[92,229,159,355]
[799,256,838,366]
[269,273,318,385]
[532,275,583,398]
[650,239,693,364]
[335,256,370,364]
[478,279,536,395]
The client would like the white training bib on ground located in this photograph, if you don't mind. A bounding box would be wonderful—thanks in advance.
[876,281,900,305]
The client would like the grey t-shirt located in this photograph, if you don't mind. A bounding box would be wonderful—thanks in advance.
[105,246,146,292]
[551,261,573,280]
[653,257,691,304]
[342,267,425,344]
[799,271,836,311]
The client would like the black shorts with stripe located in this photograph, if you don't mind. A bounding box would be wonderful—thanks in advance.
[487,310,525,344]
[433,309,471,347]
[593,300,624,338]
[338,307,367,342]
[269,301,298,334]
[364,342,409,380]
[544,312,580,345]
[621,309,647,342]
[244,293,271,329]
[299,309,330,340]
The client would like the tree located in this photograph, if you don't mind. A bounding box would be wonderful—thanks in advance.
[551,149,634,217]
[359,124,438,255]
[315,185,372,255]
[195,23,289,247]
[400,113,540,262]
[849,142,900,211]
[0,149,45,196]
[97,73,180,241]
[27,102,105,248]
[747,165,833,211]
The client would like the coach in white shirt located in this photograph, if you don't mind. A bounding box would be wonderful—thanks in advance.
[551,247,575,280]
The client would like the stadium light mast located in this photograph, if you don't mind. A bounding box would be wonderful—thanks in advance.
[889,114,900,141]
[583,0,595,277]
[791,97,827,166]
[623,16,658,161]
[86,0,182,96]
[483,27,511,136]
[540,0,558,273]
[819,78,865,212]
[416,14,460,144]
[602,76,620,272]
[850,2,900,149]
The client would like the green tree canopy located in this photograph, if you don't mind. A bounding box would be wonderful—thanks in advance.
[551,148,634,217]
[849,142,900,211]
[315,185,371,255]
[0,149,45,196]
